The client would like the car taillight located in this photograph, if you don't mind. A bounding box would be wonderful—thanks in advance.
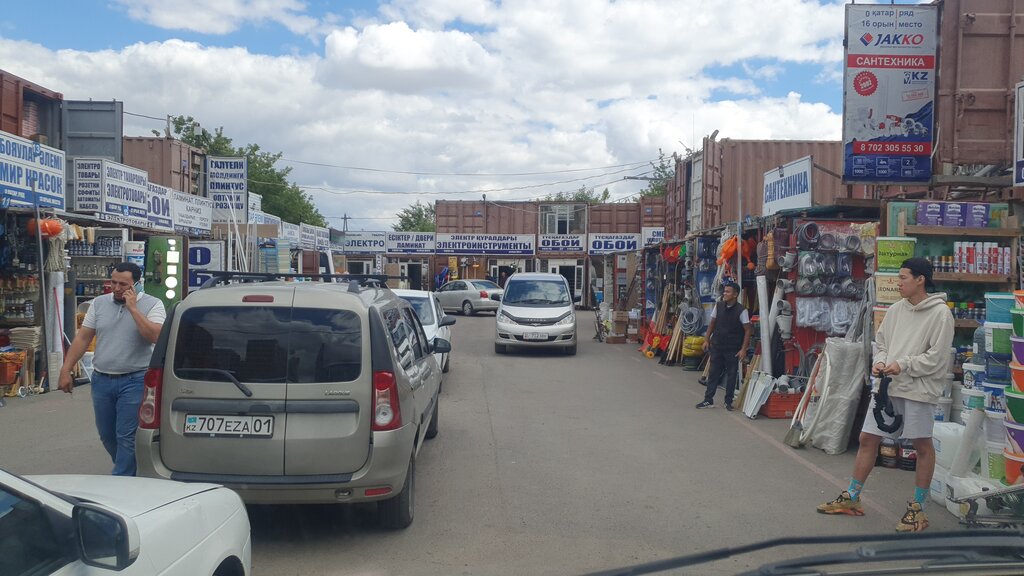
[480,291,488,299]
[138,368,163,429]
[372,370,402,431]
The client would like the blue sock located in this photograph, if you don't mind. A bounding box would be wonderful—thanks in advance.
[847,478,864,501]
[913,486,928,506]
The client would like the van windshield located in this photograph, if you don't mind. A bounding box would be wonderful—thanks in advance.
[502,279,571,307]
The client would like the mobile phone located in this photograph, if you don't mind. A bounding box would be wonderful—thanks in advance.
[133,280,143,293]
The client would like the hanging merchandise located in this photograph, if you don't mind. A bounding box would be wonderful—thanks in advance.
[799,252,820,278]
[778,250,797,271]
[796,221,820,249]
[818,232,838,252]
[836,253,853,278]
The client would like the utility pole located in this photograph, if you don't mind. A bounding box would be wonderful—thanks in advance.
[340,213,351,233]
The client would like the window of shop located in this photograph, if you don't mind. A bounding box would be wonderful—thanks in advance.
[539,204,586,235]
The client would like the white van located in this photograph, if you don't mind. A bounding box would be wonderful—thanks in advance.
[493,273,578,355]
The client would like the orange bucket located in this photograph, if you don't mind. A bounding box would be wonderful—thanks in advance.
[1012,362,1024,393]
[1015,290,1024,309]
[1004,449,1024,485]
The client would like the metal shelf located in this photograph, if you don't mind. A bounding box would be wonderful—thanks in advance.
[932,272,1013,283]
[954,319,981,329]
[70,255,121,259]
[903,225,1018,238]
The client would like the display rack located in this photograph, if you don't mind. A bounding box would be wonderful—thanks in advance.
[68,228,128,304]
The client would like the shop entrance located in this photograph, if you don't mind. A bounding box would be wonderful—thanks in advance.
[399,262,424,290]
[546,259,584,299]
[348,260,371,275]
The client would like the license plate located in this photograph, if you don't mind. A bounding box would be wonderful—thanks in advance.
[184,414,274,438]
[524,332,547,341]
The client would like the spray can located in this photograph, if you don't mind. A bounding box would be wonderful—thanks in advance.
[880,438,900,468]
[967,243,976,273]
[953,242,962,273]
[899,438,918,471]
[1004,246,1012,275]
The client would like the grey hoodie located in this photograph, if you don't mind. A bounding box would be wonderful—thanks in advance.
[873,292,954,404]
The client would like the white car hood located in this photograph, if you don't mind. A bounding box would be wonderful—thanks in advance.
[500,303,574,321]
[27,474,220,518]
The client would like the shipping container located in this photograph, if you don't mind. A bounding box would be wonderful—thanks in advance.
[639,195,666,228]
[436,200,539,234]
[123,137,205,194]
[589,203,641,233]
[935,0,1024,166]
[0,68,62,143]
[665,158,688,241]
[698,138,869,230]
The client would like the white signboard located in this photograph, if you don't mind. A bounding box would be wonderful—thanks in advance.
[262,213,283,236]
[386,232,436,254]
[642,227,665,247]
[435,234,535,255]
[73,158,102,212]
[187,241,225,292]
[589,233,642,255]
[102,161,149,226]
[842,5,937,183]
[0,130,65,209]
[146,183,175,232]
[314,226,330,250]
[337,231,387,254]
[172,191,213,236]
[299,223,317,250]
[282,222,301,243]
[1015,81,1024,186]
[248,192,262,212]
[207,156,248,224]
[762,156,814,216]
[538,234,586,253]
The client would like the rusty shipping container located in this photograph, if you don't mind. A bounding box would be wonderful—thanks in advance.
[699,138,869,230]
[435,200,538,234]
[589,203,641,233]
[0,69,62,142]
[123,137,206,194]
[665,158,690,241]
[935,0,1024,166]
[639,195,666,229]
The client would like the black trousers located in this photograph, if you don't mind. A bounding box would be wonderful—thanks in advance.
[704,345,740,405]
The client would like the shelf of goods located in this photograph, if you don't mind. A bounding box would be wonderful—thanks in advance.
[903,225,1018,238]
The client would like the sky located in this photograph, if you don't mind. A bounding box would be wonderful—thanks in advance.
[0,0,861,230]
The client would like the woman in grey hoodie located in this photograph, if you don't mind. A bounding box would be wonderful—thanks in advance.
[817,257,954,532]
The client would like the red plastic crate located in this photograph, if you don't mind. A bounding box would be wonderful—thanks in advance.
[759,392,802,419]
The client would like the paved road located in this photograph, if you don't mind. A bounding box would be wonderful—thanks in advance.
[1,312,962,575]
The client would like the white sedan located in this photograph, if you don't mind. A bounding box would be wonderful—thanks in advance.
[0,469,251,576]
[393,289,456,374]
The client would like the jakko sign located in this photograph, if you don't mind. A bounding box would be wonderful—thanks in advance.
[842,5,937,184]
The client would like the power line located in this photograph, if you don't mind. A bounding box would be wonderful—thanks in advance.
[281,157,654,177]
[124,110,167,122]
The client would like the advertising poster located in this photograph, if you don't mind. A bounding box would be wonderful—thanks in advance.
[763,156,813,216]
[435,234,535,255]
[147,183,175,232]
[589,233,642,255]
[843,5,937,183]
[0,130,65,209]
[538,234,586,253]
[386,232,436,254]
[172,191,213,236]
[101,161,149,227]
[73,158,102,212]
[207,156,248,223]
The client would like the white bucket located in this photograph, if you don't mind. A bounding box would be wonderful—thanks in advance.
[952,407,964,426]
[985,409,1006,443]
[962,388,987,412]
[982,441,1006,482]
[946,474,1001,519]
[951,383,965,407]
[933,422,966,470]
[935,397,953,421]
[930,464,949,505]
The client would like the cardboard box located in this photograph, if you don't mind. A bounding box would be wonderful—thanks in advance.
[612,311,630,322]
[605,335,626,344]
[941,202,966,227]
[916,201,944,226]
[964,203,990,228]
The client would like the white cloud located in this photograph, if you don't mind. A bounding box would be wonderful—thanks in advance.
[0,0,850,228]
[113,0,320,36]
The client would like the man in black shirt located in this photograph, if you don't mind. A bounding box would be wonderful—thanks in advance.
[697,281,752,411]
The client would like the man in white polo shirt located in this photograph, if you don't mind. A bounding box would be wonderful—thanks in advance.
[59,262,165,476]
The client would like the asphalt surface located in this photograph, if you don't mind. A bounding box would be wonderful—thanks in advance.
[1,312,966,575]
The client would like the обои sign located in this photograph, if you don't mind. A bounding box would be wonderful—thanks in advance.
[589,233,641,255]
[538,234,585,253]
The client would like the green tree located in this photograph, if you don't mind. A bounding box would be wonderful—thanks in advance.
[639,148,675,197]
[542,185,610,203]
[394,201,435,232]
[164,115,326,227]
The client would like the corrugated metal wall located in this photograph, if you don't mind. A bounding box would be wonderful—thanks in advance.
[437,200,540,234]
[123,137,205,193]
[701,138,869,229]
[665,159,688,241]
[589,203,641,233]
[0,69,62,141]
[639,195,666,228]
[485,201,538,234]
[935,0,1024,166]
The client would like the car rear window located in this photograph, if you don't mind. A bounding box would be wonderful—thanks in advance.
[472,281,500,290]
[173,307,362,383]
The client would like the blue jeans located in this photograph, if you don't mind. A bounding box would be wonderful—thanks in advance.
[91,371,145,476]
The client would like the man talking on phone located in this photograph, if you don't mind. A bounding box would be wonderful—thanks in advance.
[59,262,166,476]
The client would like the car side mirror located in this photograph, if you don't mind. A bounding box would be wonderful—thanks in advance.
[73,503,141,571]
[440,316,456,327]
[433,338,452,354]
[572,295,582,303]
[490,293,502,301]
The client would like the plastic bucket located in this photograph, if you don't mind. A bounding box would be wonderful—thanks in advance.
[874,273,901,305]
[1013,336,1024,364]
[934,397,953,421]
[932,422,965,470]
[962,388,987,412]
[952,407,964,426]
[987,354,1011,382]
[986,293,1015,324]
[1015,290,1024,310]
[986,322,1013,356]
[1005,420,1024,454]
[930,464,949,505]
[986,409,1006,443]
[983,381,1009,412]
[951,382,965,407]
[962,362,985,389]
[1005,389,1024,423]
[1004,449,1024,485]
[1012,362,1024,392]
[876,237,917,271]
[1013,307,1024,337]
[983,442,1006,482]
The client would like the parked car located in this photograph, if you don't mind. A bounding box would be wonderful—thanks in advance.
[0,468,250,576]
[136,274,449,529]
[494,273,579,355]
[436,279,503,315]
[393,289,455,374]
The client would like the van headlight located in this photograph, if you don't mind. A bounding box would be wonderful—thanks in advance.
[499,311,519,325]
[556,314,575,326]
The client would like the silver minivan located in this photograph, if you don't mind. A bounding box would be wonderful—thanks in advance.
[493,272,578,355]
[136,275,448,529]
